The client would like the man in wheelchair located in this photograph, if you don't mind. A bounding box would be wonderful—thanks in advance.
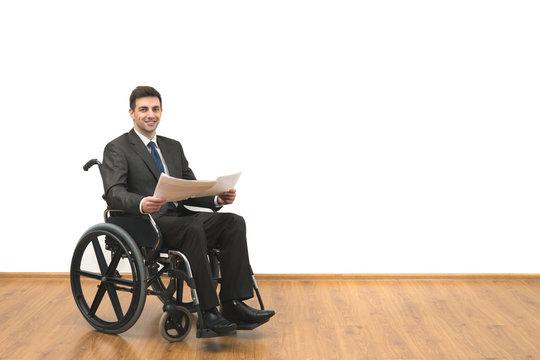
[100,86,275,335]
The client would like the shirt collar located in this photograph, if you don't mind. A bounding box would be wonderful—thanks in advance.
[133,128,159,148]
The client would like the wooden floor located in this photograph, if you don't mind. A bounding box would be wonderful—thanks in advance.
[0,275,539,359]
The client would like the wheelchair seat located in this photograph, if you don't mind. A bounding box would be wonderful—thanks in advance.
[105,211,161,249]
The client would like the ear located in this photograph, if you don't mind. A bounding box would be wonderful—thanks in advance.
[129,108,135,120]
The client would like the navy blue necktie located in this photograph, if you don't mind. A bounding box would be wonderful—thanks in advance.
[148,141,165,173]
[148,141,176,211]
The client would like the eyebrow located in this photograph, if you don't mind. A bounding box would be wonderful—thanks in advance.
[138,106,161,110]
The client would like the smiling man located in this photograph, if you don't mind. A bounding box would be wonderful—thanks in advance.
[101,86,274,335]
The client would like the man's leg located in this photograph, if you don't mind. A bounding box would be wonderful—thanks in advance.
[157,211,274,327]
[195,212,276,325]
[195,212,254,303]
[155,214,219,311]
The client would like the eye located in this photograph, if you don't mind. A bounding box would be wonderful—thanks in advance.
[152,107,161,112]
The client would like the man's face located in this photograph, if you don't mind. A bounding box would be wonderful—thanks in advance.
[130,96,162,139]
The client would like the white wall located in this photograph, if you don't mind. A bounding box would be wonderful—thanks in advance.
[1,0,539,273]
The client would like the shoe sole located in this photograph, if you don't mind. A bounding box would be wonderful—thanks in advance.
[235,318,270,330]
[197,328,237,338]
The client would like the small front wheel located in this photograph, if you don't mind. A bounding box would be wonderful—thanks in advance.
[159,306,193,342]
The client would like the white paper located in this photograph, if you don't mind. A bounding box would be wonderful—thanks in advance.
[195,172,242,197]
[153,172,241,202]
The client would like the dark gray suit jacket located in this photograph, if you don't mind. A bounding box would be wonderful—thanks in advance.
[102,129,219,215]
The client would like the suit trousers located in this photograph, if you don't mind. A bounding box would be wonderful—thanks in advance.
[155,211,254,311]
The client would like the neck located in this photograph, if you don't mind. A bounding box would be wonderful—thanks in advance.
[134,127,156,140]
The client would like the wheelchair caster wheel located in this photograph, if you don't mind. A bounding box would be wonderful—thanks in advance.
[159,306,193,342]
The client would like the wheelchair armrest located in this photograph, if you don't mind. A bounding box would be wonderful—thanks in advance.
[104,209,127,221]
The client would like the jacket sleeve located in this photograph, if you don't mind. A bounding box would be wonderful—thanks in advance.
[101,141,144,214]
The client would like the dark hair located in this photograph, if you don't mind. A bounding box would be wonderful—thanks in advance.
[129,86,162,111]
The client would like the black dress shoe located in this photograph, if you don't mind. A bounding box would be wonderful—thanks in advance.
[221,300,276,324]
[203,308,237,333]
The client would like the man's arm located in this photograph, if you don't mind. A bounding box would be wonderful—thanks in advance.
[101,141,145,214]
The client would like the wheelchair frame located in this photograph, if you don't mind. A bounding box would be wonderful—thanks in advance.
[70,159,265,342]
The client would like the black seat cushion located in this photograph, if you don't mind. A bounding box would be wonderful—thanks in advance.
[105,213,161,250]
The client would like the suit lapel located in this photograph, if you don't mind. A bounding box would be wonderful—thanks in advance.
[158,136,180,178]
[128,129,161,181]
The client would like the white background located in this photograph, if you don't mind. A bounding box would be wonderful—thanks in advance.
[1,0,539,273]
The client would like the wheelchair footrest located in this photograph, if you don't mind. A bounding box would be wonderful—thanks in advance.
[235,318,270,331]
[196,328,237,338]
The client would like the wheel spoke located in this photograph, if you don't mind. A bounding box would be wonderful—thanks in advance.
[88,283,107,317]
[92,238,108,276]
[107,276,135,287]
[106,250,123,277]
[105,283,124,320]
[76,270,102,281]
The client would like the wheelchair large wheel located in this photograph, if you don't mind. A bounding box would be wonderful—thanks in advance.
[70,223,147,334]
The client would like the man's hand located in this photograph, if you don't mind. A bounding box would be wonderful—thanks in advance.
[142,196,167,214]
[217,189,236,205]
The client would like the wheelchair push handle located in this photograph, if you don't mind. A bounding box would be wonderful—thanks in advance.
[83,159,102,171]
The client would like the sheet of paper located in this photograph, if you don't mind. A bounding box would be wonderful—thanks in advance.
[153,172,241,202]
[153,173,216,201]
[196,172,242,197]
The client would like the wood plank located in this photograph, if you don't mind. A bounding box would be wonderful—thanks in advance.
[0,277,539,359]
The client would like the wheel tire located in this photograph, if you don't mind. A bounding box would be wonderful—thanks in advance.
[159,307,193,342]
[70,223,147,334]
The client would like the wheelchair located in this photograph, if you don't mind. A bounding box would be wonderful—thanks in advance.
[70,159,266,342]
